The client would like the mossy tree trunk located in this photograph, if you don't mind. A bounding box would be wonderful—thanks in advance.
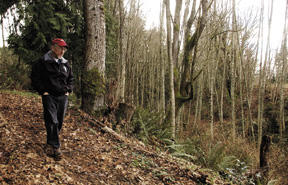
[165,0,176,138]
[82,0,106,113]
[176,0,209,118]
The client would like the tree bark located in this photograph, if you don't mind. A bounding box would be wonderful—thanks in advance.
[177,0,209,115]
[118,0,126,103]
[231,0,237,141]
[279,0,288,137]
[160,1,166,114]
[259,135,271,177]
[82,0,106,113]
[165,0,176,138]
[172,0,182,69]
[258,0,273,149]
[1,15,5,48]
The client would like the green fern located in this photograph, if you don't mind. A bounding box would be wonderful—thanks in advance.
[206,143,226,170]
[217,155,237,170]
[131,108,171,144]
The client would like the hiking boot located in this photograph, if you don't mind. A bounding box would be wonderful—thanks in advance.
[53,147,62,160]
[45,144,54,157]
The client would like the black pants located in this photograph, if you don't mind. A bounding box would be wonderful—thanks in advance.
[42,95,68,149]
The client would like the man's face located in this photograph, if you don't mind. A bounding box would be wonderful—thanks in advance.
[51,44,67,58]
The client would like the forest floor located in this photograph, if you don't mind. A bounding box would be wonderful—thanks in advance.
[0,91,229,185]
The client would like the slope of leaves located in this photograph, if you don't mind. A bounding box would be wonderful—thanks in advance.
[0,91,229,185]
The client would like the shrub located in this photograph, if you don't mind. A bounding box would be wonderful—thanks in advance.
[0,48,31,90]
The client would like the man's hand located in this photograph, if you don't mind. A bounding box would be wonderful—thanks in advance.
[43,92,49,95]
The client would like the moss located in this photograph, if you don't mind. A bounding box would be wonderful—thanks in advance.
[173,67,179,80]
[174,24,180,32]
[82,68,105,97]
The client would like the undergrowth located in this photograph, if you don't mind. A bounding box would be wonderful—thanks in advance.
[0,49,31,90]
[0,90,39,97]
[129,108,171,145]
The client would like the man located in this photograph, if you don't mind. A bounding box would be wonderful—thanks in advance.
[31,38,74,159]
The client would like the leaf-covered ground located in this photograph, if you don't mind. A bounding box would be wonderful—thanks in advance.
[0,91,228,185]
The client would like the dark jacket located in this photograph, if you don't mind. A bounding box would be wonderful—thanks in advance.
[31,51,74,96]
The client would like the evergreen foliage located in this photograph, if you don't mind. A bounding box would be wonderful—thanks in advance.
[8,0,85,65]
[104,1,119,80]
[0,0,19,14]
[130,108,171,144]
[6,0,85,96]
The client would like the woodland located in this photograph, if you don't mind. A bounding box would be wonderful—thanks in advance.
[0,0,288,184]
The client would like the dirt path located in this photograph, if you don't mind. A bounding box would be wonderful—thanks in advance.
[0,91,227,185]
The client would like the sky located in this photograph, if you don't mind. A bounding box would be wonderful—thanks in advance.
[0,0,287,52]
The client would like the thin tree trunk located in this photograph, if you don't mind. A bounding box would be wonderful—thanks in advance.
[234,10,245,138]
[279,0,288,137]
[118,0,125,103]
[219,35,227,125]
[257,0,265,143]
[160,1,166,114]
[172,0,182,69]
[124,30,131,102]
[194,71,204,126]
[165,0,176,138]
[1,15,5,48]
[136,62,139,106]
[209,53,215,139]
[231,0,237,141]
[141,65,145,106]
[258,0,273,149]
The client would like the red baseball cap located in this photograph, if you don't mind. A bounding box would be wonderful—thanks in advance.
[52,38,68,47]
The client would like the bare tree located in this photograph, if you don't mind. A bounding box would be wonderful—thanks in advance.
[279,0,288,137]
[160,1,166,114]
[172,0,182,69]
[117,0,125,103]
[257,0,273,149]
[177,0,210,116]
[165,0,176,138]
[231,0,237,141]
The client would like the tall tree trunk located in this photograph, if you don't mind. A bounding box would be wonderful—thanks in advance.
[209,52,215,139]
[257,0,264,149]
[1,15,5,48]
[160,1,166,114]
[234,6,245,138]
[258,0,273,149]
[231,0,237,141]
[194,71,204,126]
[279,0,288,137]
[118,0,126,102]
[173,0,182,69]
[180,0,191,54]
[219,34,227,125]
[165,0,176,138]
[177,0,209,116]
[136,62,139,106]
[82,0,106,113]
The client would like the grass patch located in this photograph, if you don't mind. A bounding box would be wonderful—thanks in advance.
[0,89,39,98]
